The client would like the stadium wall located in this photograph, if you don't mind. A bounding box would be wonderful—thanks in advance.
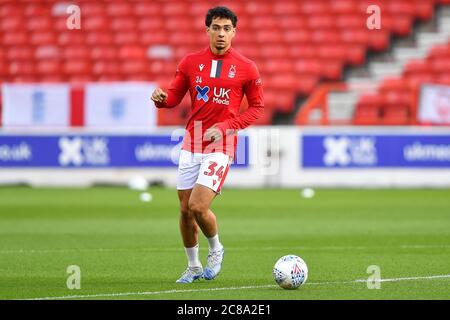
[1,126,450,188]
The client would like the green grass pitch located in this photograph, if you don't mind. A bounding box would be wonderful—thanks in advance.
[0,187,449,300]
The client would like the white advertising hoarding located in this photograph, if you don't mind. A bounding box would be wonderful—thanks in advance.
[1,83,70,127]
[418,84,450,125]
[84,82,158,128]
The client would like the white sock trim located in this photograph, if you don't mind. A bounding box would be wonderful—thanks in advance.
[207,234,223,252]
[185,244,202,268]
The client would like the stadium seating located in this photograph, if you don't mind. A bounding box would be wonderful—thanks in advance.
[353,40,450,125]
[0,0,448,125]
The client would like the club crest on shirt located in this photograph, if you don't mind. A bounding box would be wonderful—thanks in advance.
[228,65,236,78]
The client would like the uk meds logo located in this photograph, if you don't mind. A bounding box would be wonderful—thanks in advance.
[59,137,110,166]
[323,136,377,166]
[196,85,210,102]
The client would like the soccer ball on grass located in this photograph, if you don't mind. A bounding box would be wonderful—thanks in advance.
[273,255,308,289]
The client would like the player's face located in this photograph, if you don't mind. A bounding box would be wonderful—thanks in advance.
[207,17,236,52]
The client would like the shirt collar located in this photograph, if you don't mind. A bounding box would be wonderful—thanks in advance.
[208,46,233,59]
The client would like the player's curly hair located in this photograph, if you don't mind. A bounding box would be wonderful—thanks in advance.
[205,6,238,28]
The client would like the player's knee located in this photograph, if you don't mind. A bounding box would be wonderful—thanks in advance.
[180,207,193,220]
[188,201,207,219]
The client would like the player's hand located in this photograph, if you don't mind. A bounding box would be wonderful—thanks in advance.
[151,88,168,103]
[204,124,223,142]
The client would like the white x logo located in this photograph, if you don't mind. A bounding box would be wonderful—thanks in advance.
[59,137,83,166]
[323,137,351,166]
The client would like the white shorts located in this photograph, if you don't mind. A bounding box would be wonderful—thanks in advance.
[177,150,232,193]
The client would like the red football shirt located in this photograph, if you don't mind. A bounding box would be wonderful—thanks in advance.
[154,46,264,157]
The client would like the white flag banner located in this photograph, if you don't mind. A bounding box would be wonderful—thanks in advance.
[418,84,450,125]
[85,82,158,128]
[1,83,70,127]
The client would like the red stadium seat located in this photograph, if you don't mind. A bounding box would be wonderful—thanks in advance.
[162,2,189,16]
[255,31,283,44]
[118,46,146,60]
[63,47,89,60]
[36,60,61,75]
[92,61,120,77]
[288,45,317,59]
[63,61,91,76]
[353,104,381,125]
[311,30,340,44]
[6,47,33,60]
[121,60,148,75]
[134,3,159,16]
[26,17,53,31]
[165,18,193,32]
[265,60,293,73]
[110,18,137,32]
[138,18,165,31]
[58,32,86,46]
[390,15,413,36]
[0,61,7,77]
[3,32,28,46]
[404,60,431,75]
[320,60,343,80]
[273,3,301,15]
[30,32,56,46]
[317,45,346,62]
[278,17,307,30]
[330,0,358,14]
[148,60,176,77]
[430,58,450,73]
[1,16,24,32]
[294,60,322,76]
[114,32,139,45]
[382,105,411,125]
[245,2,272,15]
[282,30,312,44]
[140,32,169,46]
[414,1,434,21]
[251,17,280,29]
[90,46,117,60]
[300,2,328,15]
[367,30,390,52]
[345,45,367,65]
[79,3,105,17]
[9,61,35,76]
[85,32,113,45]
[428,45,450,59]
[307,15,335,29]
[259,46,289,59]
[106,2,133,17]
[24,4,50,17]
[340,30,370,46]
[35,45,60,60]
[83,16,110,31]
[264,89,296,113]
[0,4,22,18]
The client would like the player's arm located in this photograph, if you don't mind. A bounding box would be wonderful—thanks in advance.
[151,58,190,109]
[216,63,264,135]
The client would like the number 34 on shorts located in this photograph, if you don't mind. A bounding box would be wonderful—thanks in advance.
[177,150,232,193]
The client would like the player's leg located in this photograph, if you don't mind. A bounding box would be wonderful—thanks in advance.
[189,152,231,280]
[178,189,199,248]
[188,184,225,280]
[188,184,218,238]
[175,151,203,283]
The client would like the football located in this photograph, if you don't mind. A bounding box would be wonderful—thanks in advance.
[273,255,308,289]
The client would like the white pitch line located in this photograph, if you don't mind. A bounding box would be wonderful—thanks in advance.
[1,244,450,254]
[23,274,450,301]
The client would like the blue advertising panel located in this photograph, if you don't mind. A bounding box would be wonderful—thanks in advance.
[302,134,450,168]
[0,134,249,168]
